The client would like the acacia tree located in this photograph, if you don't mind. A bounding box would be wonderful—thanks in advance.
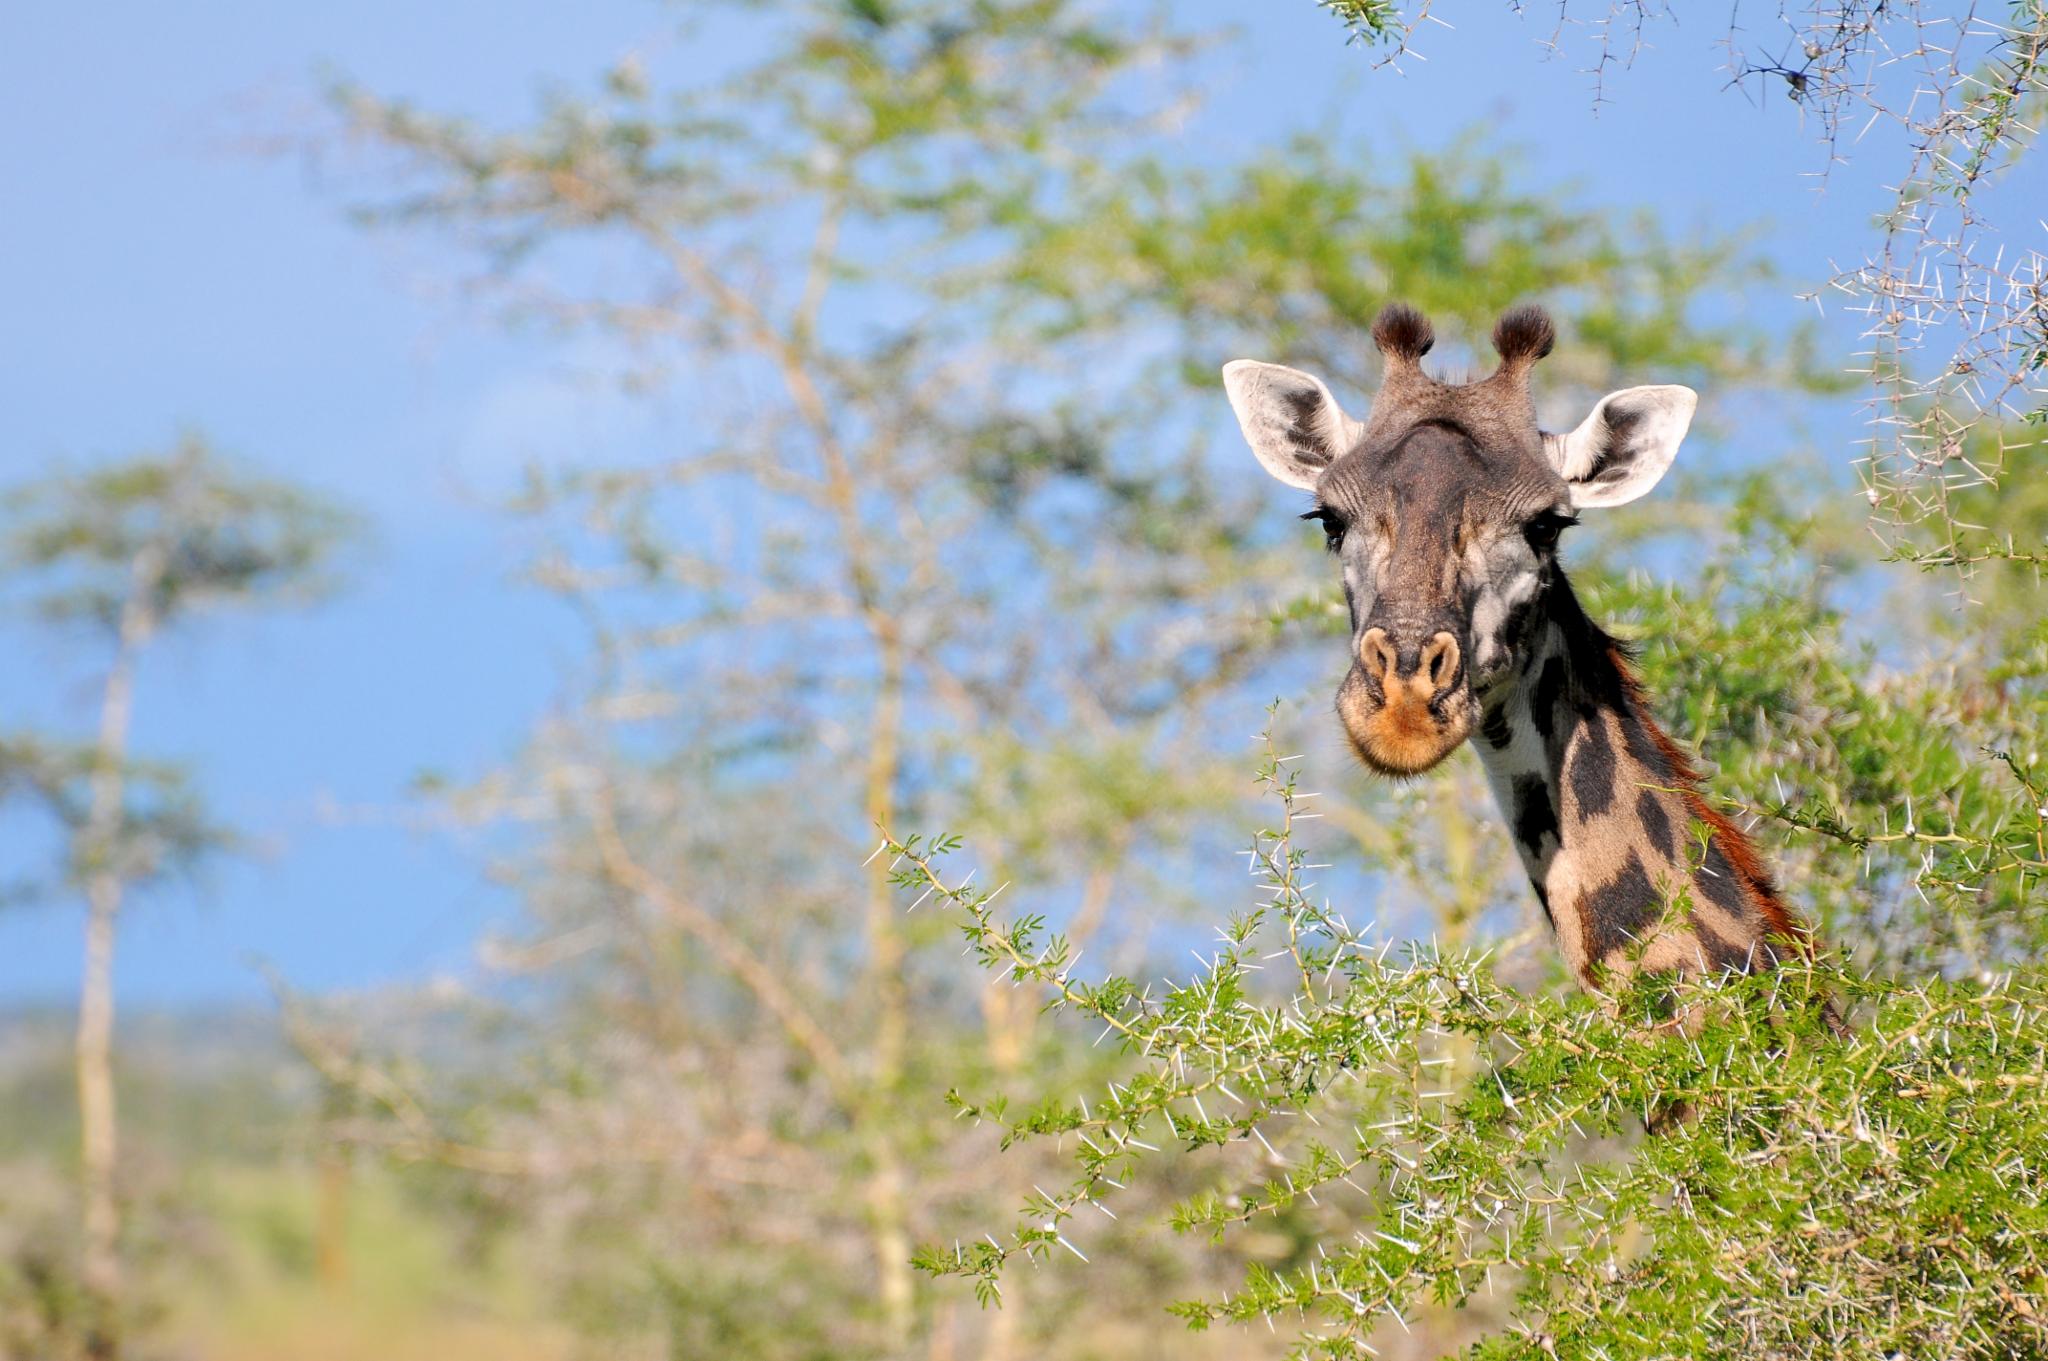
[0,437,349,1359]
[296,3,1836,1357]
[1317,0,2048,575]
[881,7,2048,1356]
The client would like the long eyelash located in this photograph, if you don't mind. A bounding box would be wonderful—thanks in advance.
[1300,507,1345,551]
[1523,512,1578,557]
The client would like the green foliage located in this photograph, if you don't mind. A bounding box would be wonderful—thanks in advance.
[893,735,2048,1358]
[652,1251,862,1361]
[0,435,353,902]
[1010,137,1834,400]
[1301,1,2048,577]
[1888,421,2048,634]
[2,434,354,632]
[1316,0,1405,45]
[0,736,223,892]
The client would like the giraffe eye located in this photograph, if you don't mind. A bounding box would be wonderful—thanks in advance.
[1524,511,1577,552]
[1300,506,1346,552]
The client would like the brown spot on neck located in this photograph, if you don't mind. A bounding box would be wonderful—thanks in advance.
[1571,636,1812,960]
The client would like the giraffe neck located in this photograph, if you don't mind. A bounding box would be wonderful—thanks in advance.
[1470,579,1800,988]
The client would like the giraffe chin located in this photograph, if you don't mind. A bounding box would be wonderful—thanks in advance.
[1336,680,1473,778]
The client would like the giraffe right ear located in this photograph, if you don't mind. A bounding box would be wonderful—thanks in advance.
[1544,385,1697,509]
[1222,361,1362,491]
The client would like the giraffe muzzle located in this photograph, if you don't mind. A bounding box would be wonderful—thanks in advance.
[1337,626,1474,776]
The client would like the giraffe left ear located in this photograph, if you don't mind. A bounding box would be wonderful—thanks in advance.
[1544,385,1697,509]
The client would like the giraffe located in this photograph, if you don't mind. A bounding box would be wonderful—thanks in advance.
[1222,302,1813,992]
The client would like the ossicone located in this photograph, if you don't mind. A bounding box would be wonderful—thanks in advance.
[1491,304,1556,367]
[1371,303,1435,363]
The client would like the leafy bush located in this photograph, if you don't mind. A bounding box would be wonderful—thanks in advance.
[895,736,2048,1358]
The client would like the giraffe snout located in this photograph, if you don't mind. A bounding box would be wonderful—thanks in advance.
[1342,626,1472,777]
[1358,627,1462,700]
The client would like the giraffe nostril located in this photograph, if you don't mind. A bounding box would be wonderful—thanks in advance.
[1421,633,1460,693]
[1360,627,1397,682]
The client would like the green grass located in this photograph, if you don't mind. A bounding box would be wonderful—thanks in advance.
[163,1164,571,1361]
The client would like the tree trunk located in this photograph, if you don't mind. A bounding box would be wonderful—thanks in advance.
[314,1146,352,1289]
[74,548,160,1360]
[76,873,122,1360]
[862,628,916,1351]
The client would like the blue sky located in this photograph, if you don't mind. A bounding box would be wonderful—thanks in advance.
[0,1,2017,1005]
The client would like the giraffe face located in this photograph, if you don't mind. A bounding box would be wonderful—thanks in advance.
[1222,303,1697,779]
[1309,422,1573,775]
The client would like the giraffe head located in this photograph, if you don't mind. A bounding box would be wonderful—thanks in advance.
[1224,303,1696,777]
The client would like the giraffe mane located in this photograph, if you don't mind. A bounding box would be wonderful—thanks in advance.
[1603,644,1813,958]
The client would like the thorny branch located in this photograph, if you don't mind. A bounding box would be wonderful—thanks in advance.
[584,780,857,1099]
[1322,1,2048,589]
[894,737,2048,1357]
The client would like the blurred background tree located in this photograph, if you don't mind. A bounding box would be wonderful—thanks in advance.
[0,439,351,1359]
[1317,0,2048,573]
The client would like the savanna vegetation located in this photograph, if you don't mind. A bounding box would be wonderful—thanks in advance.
[1,2,2042,1359]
